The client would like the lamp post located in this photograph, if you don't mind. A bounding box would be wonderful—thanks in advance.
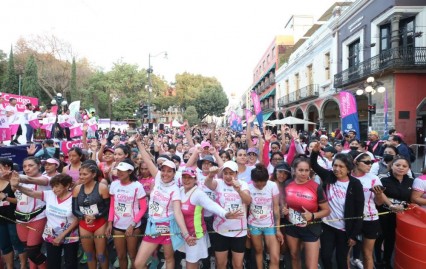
[356,76,386,131]
[147,51,167,122]
[51,93,68,114]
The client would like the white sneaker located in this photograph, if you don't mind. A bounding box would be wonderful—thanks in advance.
[350,258,364,269]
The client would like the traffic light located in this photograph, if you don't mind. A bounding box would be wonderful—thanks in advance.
[368,104,376,114]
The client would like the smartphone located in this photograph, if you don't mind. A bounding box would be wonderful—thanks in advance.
[369,185,386,192]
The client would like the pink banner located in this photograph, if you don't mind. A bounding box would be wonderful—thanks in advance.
[0,93,39,112]
[9,124,19,135]
[338,91,357,118]
[70,125,82,138]
[245,109,252,122]
[251,91,261,115]
[29,119,41,129]
[0,128,11,141]
[51,106,58,115]
[61,140,83,155]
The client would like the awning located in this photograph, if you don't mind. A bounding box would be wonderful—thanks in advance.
[262,111,274,122]
[260,88,276,101]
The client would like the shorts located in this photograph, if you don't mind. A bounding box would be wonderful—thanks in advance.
[113,226,140,233]
[79,218,107,233]
[362,220,381,239]
[248,225,277,236]
[285,225,320,242]
[211,233,246,253]
[143,222,171,245]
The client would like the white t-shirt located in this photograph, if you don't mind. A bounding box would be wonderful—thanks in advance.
[5,105,19,124]
[196,168,216,217]
[413,175,426,209]
[148,172,181,220]
[15,181,50,223]
[110,181,146,229]
[324,180,349,230]
[248,180,279,227]
[237,166,254,183]
[354,173,382,221]
[42,190,78,244]
[212,178,249,237]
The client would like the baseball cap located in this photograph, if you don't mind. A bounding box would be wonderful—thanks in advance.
[247,147,259,155]
[201,141,211,148]
[182,168,196,178]
[334,141,342,146]
[116,162,135,171]
[274,162,291,174]
[161,160,176,170]
[323,146,337,154]
[103,147,114,154]
[197,155,218,170]
[44,158,60,166]
[222,161,238,172]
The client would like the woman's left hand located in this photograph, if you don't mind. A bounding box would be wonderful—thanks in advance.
[185,235,197,246]
[52,235,64,246]
[301,207,313,221]
[348,238,357,247]
[125,225,134,237]
[276,231,284,245]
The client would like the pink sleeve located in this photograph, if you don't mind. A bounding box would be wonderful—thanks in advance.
[133,197,147,223]
[108,195,115,222]
[263,140,270,167]
[285,139,296,165]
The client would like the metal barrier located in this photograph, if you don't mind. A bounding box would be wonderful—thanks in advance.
[409,144,425,176]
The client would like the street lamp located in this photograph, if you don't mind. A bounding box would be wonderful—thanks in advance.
[147,51,167,122]
[356,76,386,131]
[51,93,68,114]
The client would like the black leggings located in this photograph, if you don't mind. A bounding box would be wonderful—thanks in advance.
[320,223,350,269]
[45,241,79,269]
[376,213,396,265]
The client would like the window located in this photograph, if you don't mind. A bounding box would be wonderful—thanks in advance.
[348,39,360,68]
[285,80,289,95]
[324,53,330,80]
[399,17,415,48]
[307,64,313,85]
[380,24,391,51]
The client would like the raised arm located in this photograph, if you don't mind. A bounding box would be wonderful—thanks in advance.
[310,142,330,183]
[263,129,273,167]
[204,166,219,191]
[135,135,158,176]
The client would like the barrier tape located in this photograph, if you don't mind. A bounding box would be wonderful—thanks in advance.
[0,206,416,240]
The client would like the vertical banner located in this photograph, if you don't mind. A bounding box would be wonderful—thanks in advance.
[68,101,80,118]
[338,91,360,139]
[250,91,263,132]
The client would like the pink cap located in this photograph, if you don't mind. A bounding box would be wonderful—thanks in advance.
[201,141,211,148]
[45,158,60,166]
[182,168,196,178]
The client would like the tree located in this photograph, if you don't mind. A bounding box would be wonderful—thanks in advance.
[183,106,199,126]
[70,57,77,101]
[2,47,19,94]
[22,55,41,98]
[0,49,7,84]
[193,86,229,120]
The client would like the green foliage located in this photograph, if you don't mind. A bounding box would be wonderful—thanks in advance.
[22,55,40,98]
[0,49,7,84]
[112,97,138,121]
[183,106,199,126]
[193,86,229,120]
[70,57,77,101]
[2,47,19,94]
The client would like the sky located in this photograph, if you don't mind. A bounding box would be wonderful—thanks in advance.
[1,0,338,100]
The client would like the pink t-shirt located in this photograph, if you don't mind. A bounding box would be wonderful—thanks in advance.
[110,181,146,229]
[148,172,181,220]
[413,174,426,209]
[212,178,249,237]
[248,180,279,227]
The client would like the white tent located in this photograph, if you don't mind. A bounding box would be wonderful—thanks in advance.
[171,120,182,127]
[265,116,316,126]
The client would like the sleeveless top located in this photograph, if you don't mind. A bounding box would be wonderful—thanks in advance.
[66,164,80,183]
[76,182,107,218]
[181,188,206,239]
[0,183,16,224]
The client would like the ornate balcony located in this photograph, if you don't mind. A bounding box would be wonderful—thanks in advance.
[278,84,319,107]
[334,47,426,88]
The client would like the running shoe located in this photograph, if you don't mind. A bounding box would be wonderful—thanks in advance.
[80,253,87,264]
[350,258,364,269]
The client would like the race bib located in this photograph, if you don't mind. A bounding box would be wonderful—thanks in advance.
[288,208,307,226]
[116,203,132,217]
[149,201,164,216]
[206,191,215,201]
[0,201,10,207]
[79,204,99,215]
[250,205,267,220]
[43,225,53,236]
[156,224,170,234]
[17,192,28,205]
[225,203,242,212]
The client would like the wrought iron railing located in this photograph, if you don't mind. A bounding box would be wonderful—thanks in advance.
[278,84,319,107]
[334,47,426,88]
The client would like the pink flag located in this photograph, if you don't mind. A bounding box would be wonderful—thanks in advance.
[251,91,261,115]
[29,119,41,129]
[245,109,252,121]
[70,125,83,138]
[9,124,19,135]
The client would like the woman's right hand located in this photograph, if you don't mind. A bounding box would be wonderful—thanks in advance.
[105,222,113,237]
[312,142,321,153]
[281,205,289,216]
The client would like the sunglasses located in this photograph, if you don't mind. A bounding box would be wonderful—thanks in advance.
[359,160,374,165]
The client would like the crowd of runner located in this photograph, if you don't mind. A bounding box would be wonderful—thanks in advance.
[0,97,426,269]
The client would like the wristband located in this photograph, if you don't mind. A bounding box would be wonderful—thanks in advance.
[311,212,315,221]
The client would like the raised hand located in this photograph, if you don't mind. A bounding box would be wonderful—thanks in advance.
[290,128,298,140]
[264,129,272,142]
[208,166,220,177]
[27,144,37,155]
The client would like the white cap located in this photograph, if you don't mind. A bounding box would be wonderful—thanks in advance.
[161,160,176,170]
[222,161,238,172]
[116,162,135,171]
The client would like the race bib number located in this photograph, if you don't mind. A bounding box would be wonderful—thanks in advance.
[17,192,28,205]
[116,203,132,217]
[79,204,99,215]
[156,225,170,234]
[288,208,307,226]
[149,201,164,216]
[225,203,242,212]
[250,205,267,220]
[43,225,53,236]
[206,191,215,201]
